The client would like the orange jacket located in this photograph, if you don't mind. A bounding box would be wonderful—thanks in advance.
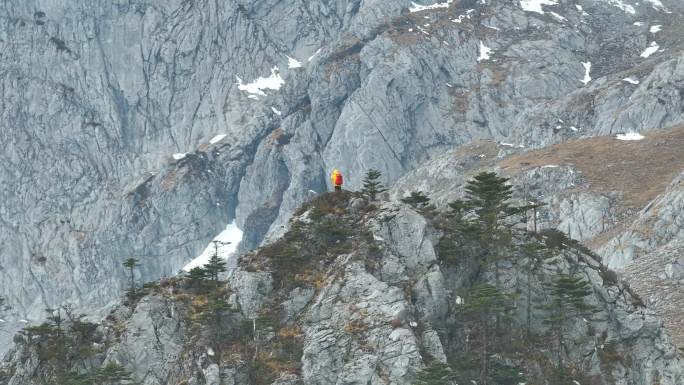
[331,170,343,186]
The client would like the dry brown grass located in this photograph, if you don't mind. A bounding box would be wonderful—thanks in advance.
[499,124,684,209]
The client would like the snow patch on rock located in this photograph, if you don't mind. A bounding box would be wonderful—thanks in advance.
[616,132,645,141]
[236,67,285,97]
[640,42,660,58]
[520,0,557,14]
[581,62,592,85]
[409,0,453,13]
[287,56,302,69]
[209,134,227,144]
[182,221,243,271]
[477,41,493,62]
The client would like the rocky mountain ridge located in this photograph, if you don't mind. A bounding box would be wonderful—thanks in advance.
[2,192,683,385]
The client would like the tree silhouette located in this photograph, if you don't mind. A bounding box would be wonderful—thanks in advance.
[464,171,513,234]
[360,169,387,201]
[187,266,207,292]
[538,273,596,380]
[122,258,140,297]
[204,241,228,284]
[193,289,234,382]
[459,284,514,385]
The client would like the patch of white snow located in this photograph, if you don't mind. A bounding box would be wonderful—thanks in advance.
[477,41,493,62]
[649,25,662,33]
[172,153,187,160]
[287,56,302,69]
[182,221,243,272]
[409,0,453,13]
[520,0,557,14]
[308,48,322,62]
[209,134,227,144]
[549,12,567,22]
[616,132,645,141]
[271,107,282,116]
[623,77,640,85]
[633,21,644,26]
[640,42,660,58]
[607,0,635,14]
[581,62,592,85]
[236,67,285,97]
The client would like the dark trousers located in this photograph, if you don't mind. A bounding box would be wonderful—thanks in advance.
[334,185,342,191]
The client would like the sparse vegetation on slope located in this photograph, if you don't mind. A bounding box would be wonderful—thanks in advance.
[2,173,681,385]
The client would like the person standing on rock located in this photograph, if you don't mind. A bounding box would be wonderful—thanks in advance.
[331,169,343,191]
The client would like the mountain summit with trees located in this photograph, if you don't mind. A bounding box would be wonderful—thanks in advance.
[2,172,681,385]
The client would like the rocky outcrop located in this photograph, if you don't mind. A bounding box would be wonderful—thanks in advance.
[3,0,684,337]
[601,171,684,268]
[3,194,682,384]
[621,240,684,348]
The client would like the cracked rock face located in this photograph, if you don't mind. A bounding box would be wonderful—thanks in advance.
[2,0,684,359]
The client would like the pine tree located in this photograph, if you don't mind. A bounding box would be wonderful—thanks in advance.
[461,173,514,301]
[538,274,596,380]
[204,240,228,284]
[122,258,140,297]
[45,307,64,337]
[401,191,431,209]
[414,362,458,385]
[187,266,207,291]
[460,284,514,385]
[360,169,387,201]
[464,171,513,234]
[447,199,471,221]
[194,289,234,381]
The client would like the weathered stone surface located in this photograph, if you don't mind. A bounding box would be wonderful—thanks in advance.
[232,270,273,319]
[601,172,684,269]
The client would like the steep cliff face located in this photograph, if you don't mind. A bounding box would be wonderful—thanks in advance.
[1,0,684,357]
[2,193,682,384]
